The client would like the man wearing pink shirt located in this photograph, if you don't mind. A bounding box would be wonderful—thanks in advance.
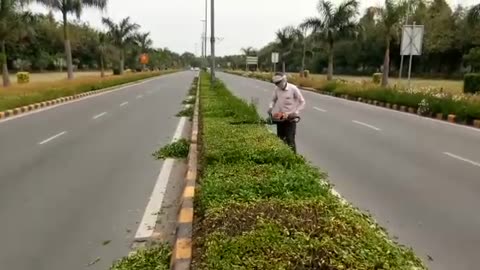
[267,72,306,153]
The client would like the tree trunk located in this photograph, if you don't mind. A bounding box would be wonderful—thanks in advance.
[1,40,10,87]
[120,49,125,75]
[382,37,390,87]
[63,11,74,80]
[100,55,105,78]
[301,39,306,75]
[327,40,334,81]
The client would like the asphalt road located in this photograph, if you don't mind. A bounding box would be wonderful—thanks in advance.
[0,71,195,270]
[218,72,480,270]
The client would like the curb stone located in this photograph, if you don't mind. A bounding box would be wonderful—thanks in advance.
[170,73,200,270]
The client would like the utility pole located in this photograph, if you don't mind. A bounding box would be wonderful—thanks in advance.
[210,0,215,81]
[204,0,208,59]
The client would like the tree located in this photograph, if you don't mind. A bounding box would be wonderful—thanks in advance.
[134,31,152,52]
[36,0,108,80]
[102,16,139,74]
[468,4,480,26]
[97,31,109,77]
[36,51,51,71]
[0,0,31,86]
[275,26,298,72]
[301,0,359,80]
[374,0,407,86]
[241,47,256,56]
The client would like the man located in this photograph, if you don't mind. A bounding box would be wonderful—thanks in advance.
[268,72,306,153]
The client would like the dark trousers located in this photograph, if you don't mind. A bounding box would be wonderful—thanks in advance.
[276,121,297,153]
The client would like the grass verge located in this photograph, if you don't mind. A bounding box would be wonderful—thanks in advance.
[193,72,426,269]
[153,138,190,160]
[227,70,480,124]
[0,71,176,112]
[109,245,171,270]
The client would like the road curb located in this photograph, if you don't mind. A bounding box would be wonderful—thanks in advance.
[0,75,162,120]
[170,74,200,270]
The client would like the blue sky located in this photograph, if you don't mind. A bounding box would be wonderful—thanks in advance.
[28,0,478,56]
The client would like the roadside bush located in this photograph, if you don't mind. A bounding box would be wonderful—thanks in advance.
[464,73,480,94]
[193,72,426,269]
[153,138,189,160]
[113,68,121,75]
[110,245,170,270]
[16,72,30,84]
[373,73,382,84]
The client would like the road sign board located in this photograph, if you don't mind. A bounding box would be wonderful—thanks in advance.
[271,52,279,64]
[401,25,424,56]
[246,56,258,65]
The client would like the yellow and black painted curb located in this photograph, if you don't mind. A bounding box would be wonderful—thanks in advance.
[170,74,200,270]
[0,78,153,120]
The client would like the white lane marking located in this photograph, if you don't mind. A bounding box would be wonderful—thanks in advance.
[120,102,129,107]
[443,152,480,168]
[135,116,188,241]
[0,77,162,125]
[352,120,381,131]
[136,95,143,99]
[38,131,67,145]
[314,106,327,112]
[92,112,107,120]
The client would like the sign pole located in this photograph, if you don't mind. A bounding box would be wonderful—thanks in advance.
[407,21,416,89]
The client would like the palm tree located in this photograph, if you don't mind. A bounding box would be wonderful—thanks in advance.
[36,0,108,80]
[0,0,32,87]
[102,16,139,74]
[468,4,480,26]
[97,31,109,77]
[134,32,152,52]
[241,46,256,56]
[374,0,407,86]
[275,26,297,72]
[301,0,359,80]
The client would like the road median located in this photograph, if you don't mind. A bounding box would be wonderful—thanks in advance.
[191,72,426,269]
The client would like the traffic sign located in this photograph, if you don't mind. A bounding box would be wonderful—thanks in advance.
[271,52,279,64]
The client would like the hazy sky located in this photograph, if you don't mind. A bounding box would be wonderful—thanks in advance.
[28,0,478,56]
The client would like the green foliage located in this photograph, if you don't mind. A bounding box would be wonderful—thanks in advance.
[194,72,426,269]
[152,138,189,160]
[109,245,170,270]
[463,47,480,72]
[372,73,382,84]
[16,72,29,84]
[464,73,480,94]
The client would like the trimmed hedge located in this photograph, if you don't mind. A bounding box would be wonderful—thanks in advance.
[373,73,382,84]
[16,72,30,84]
[464,73,480,94]
[193,72,426,269]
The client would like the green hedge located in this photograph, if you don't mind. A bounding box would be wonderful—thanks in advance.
[194,72,426,269]
[464,73,480,94]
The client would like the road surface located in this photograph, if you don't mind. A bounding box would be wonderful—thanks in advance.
[218,72,480,270]
[0,71,195,270]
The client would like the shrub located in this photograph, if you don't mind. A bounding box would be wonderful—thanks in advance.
[464,73,480,94]
[16,72,30,84]
[373,73,382,84]
[113,68,121,75]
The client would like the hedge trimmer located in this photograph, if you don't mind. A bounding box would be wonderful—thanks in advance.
[266,112,301,125]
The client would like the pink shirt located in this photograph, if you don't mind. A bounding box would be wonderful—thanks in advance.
[269,83,306,114]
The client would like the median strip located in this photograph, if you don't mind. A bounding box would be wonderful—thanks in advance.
[191,73,425,269]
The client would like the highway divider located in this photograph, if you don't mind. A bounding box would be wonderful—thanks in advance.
[190,72,426,269]
[0,71,177,120]
[226,70,480,129]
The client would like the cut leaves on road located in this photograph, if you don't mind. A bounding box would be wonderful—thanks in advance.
[153,138,190,160]
[109,245,171,270]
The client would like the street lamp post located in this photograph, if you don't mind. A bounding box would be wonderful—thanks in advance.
[210,0,215,81]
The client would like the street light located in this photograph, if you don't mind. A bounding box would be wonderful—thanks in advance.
[200,19,206,58]
[210,0,215,80]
